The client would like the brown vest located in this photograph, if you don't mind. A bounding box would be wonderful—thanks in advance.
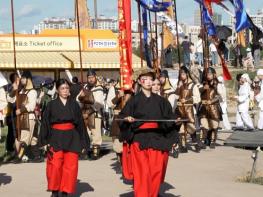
[176,83,195,123]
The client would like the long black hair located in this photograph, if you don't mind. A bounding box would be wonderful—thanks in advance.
[56,78,70,89]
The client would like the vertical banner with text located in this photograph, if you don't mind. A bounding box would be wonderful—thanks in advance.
[118,0,133,90]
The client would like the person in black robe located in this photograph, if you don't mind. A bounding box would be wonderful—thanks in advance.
[39,79,90,197]
[118,69,179,197]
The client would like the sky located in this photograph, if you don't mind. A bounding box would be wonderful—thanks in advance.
[0,0,262,33]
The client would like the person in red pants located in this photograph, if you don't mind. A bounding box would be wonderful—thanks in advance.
[39,79,90,197]
[119,69,179,197]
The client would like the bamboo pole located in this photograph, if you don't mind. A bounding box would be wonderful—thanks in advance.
[173,0,181,68]
[137,2,143,68]
[76,0,84,83]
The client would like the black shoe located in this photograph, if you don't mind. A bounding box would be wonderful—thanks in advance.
[204,139,211,146]
[28,156,44,163]
[180,146,188,153]
[51,191,59,197]
[210,143,216,149]
[61,192,68,197]
[195,144,201,153]
[171,147,179,158]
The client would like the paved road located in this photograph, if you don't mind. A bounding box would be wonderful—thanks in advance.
[0,133,263,197]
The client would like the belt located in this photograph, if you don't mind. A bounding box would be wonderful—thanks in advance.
[139,122,158,129]
[52,123,75,130]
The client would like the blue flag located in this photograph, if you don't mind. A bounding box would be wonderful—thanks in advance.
[142,8,153,68]
[202,5,216,36]
[138,0,172,12]
[233,0,251,32]
[194,0,216,36]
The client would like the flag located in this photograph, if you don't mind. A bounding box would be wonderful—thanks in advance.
[202,5,216,36]
[215,25,232,40]
[142,7,153,68]
[204,0,225,15]
[247,15,263,44]
[118,0,133,90]
[232,0,251,32]
[137,0,172,12]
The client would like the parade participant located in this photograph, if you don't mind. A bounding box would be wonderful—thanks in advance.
[199,67,222,149]
[107,85,133,170]
[234,73,254,131]
[119,69,179,197]
[3,73,18,162]
[159,70,176,110]
[217,76,232,131]
[255,69,263,130]
[196,35,203,68]
[152,78,161,95]
[251,76,261,128]
[70,76,82,100]
[78,69,104,159]
[0,72,8,141]
[175,66,202,153]
[7,70,39,161]
[39,79,90,197]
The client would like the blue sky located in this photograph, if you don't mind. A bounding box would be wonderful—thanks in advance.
[0,0,262,33]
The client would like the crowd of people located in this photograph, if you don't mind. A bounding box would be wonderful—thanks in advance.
[1,63,263,196]
[180,35,263,70]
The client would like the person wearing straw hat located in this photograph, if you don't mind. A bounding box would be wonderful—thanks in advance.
[234,73,254,131]
[118,69,179,197]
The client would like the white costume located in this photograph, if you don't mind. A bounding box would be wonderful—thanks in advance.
[255,69,263,129]
[235,74,254,129]
[217,76,231,130]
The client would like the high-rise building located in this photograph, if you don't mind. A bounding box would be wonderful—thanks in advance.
[91,15,118,31]
[194,10,201,26]
[31,17,75,34]
[212,12,223,26]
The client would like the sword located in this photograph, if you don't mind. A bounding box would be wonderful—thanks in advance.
[115,118,189,122]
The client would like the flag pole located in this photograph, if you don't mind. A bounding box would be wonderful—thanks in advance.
[199,4,209,71]
[10,0,22,145]
[173,0,181,68]
[10,0,17,71]
[137,2,144,68]
[155,13,159,68]
[76,0,84,83]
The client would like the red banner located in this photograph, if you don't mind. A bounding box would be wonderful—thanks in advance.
[118,0,133,90]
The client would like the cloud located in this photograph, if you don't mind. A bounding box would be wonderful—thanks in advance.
[16,4,42,19]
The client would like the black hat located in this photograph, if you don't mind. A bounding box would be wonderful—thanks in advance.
[160,70,169,78]
[21,70,32,79]
[207,67,216,74]
[87,68,96,77]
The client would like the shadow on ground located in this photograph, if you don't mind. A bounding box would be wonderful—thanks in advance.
[0,173,12,186]
[69,180,94,197]
[119,182,181,197]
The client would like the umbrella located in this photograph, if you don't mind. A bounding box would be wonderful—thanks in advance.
[216,25,232,40]
[32,75,54,88]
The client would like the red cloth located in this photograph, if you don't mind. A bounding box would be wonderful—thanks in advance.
[52,123,75,130]
[130,142,169,197]
[46,148,78,194]
[118,0,133,90]
[139,122,158,129]
[122,143,134,180]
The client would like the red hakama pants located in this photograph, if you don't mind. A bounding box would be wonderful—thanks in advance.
[129,142,169,197]
[46,148,79,194]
